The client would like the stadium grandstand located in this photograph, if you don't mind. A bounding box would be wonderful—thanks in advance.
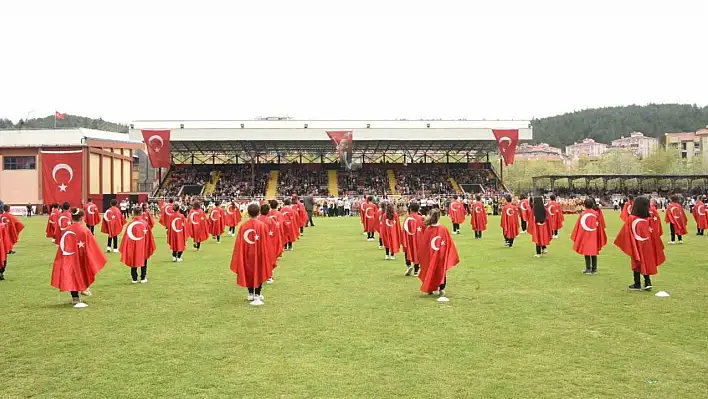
[129,119,533,201]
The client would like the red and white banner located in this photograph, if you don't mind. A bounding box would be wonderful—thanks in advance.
[41,150,83,207]
[141,129,171,168]
[326,130,353,169]
[492,129,520,166]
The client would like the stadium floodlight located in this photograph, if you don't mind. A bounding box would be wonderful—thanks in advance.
[366,124,370,128]
[304,124,308,129]
[180,124,184,129]
[426,123,430,128]
[241,124,245,128]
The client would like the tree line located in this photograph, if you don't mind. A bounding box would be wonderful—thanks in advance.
[531,103,708,148]
[0,114,128,133]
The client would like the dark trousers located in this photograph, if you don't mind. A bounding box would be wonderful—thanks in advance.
[535,245,547,254]
[553,230,559,236]
[229,226,235,234]
[172,251,183,258]
[405,257,420,273]
[452,223,460,232]
[131,261,148,281]
[505,236,515,247]
[306,211,314,226]
[367,232,375,239]
[474,230,483,239]
[584,255,598,271]
[71,291,79,298]
[697,227,704,235]
[0,260,6,273]
[106,236,117,249]
[439,276,447,291]
[284,242,293,250]
[521,220,527,232]
[633,271,652,287]
[248,285,263,295]
[88,225,95,234]
[670,224,682,242]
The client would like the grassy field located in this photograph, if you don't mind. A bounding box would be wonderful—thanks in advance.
[1,213,708,398]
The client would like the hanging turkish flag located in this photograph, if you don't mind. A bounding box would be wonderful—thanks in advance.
[141,130,171,168]
[492,129,519,166]
[326,130,354,170]
[41,150,83,207]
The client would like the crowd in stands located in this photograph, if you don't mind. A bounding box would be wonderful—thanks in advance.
[157,166,211,197]
[338,169,389,195]
[277,169,329,196]
[393,168,498,195]
[213,165,269,197]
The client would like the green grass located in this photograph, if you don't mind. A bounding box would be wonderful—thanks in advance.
[2,214,708,398]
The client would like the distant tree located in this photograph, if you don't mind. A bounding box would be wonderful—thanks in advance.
[2,114,129,133]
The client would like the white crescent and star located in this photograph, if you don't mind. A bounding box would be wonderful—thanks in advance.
[171,217,183,233]
[698,205,706,216]
[431,236,443,251]
[226,206,235,215]
[631,218,649,241]
[60,230,77,256]
[548,205,556,216]
[475,206,482,214]
[365,207,374,219]
[403,217,415,236]
[385,219,395,227]
[451,202,460,212]
[520,201,528,211]
[87,204,96,215]
[210,210,219,221]
[148,135,164,152]
[190,212,200,225]
[126,221,145,241]
[505,208,514,217]
[58,215,70,230]
[671,207,680,219]
[103,209,113,222]
[165,206,174,216]
[243,228,258,245]
[0,216,9,225]
[580,212,597,232]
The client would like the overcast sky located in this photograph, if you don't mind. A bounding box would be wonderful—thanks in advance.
[1,0,706,124]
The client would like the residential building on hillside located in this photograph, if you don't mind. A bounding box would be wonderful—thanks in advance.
[665,128,708,161]
[565,138,608,159]
[610,132,658,158]
[516,143,569,165]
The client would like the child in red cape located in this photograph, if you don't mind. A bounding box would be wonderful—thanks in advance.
[665,195,687,244]
[1,205,25,255]
[258,203,280,284]
[45,203,60,241]
[167,204,187,262]
[402,201,424,277]
[448,195,466,235]
[470,196,487,239]
[571,199,607,274]
[614,196,665,291]
[187,201,210,251]
[381,202,402,260]
[101,198,126,253]
[51,209,107,308]
[230,203,273,306]
[119,208,156,284]
[418,209,460,302]
[517,194,531,234]
[500,194,519,248]
[529,196,552,257]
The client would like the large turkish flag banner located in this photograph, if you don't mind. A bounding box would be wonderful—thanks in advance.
[141,129,171,168]
[41,150,83,206]
[492,129,520,166]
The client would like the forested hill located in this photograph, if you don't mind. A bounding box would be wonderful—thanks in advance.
[531,104,708,148]
[0,114,128,133]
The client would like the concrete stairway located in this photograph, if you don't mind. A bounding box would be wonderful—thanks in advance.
[266,170,279,198]
[386,170,397,195]
[328,170,339,196]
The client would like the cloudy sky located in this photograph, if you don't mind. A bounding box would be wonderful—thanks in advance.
[1,0,706,123]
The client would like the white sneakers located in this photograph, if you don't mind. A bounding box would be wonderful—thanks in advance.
[73,302,88,309]
[113,248,119,253]
[250,297,264,306]
[106,247,111,253]
[385,255,390,260]
[172,257,177,262]
[266,278,273,284]
[404,266,414,276]
[177,258,184,262]
[140,279,148,284]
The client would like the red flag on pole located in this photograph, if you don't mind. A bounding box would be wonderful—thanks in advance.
[141,130,172,168]
[326,130,353,169]
[492,129,519,166]
[41,150,83,207]
[55,111,65,120]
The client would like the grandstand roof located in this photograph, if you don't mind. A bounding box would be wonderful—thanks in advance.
[0,128,142,148]
[129,119,532,155]
[534,174,708,182]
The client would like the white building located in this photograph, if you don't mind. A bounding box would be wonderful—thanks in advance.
[610,132,658,158]
[565,138,608,159]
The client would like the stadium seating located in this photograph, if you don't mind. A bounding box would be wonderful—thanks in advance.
[277,168,329,196]
[338,169,390,195]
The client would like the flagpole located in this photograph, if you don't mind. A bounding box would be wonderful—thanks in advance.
[54,110,56,129]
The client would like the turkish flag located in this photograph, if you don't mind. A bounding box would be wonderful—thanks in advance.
[0,212,24,251]
[417,225,460,293]
[207,207,226,237]
[52,224,108,292]
[501,203,520,239]
[257,215,281,269]
[381,213,402,255]
[55,111,65,120]
[230,219,274,288]
[470,201,488,232]
[448,200,466,224]
[141,129,171,168]
[401,212,424,264]
[83,201,101,227]
[570,209,607,256]
[614,215,665,276]
[492,129,519,166]
[664,202,688,235]
[41,150,83,207]
[119,218,156,267]
[167,213,188,252]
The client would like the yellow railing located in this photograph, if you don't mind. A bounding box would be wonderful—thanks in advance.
[448,177,463,194]
[386,170,397,194]
[266,170,279,199]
